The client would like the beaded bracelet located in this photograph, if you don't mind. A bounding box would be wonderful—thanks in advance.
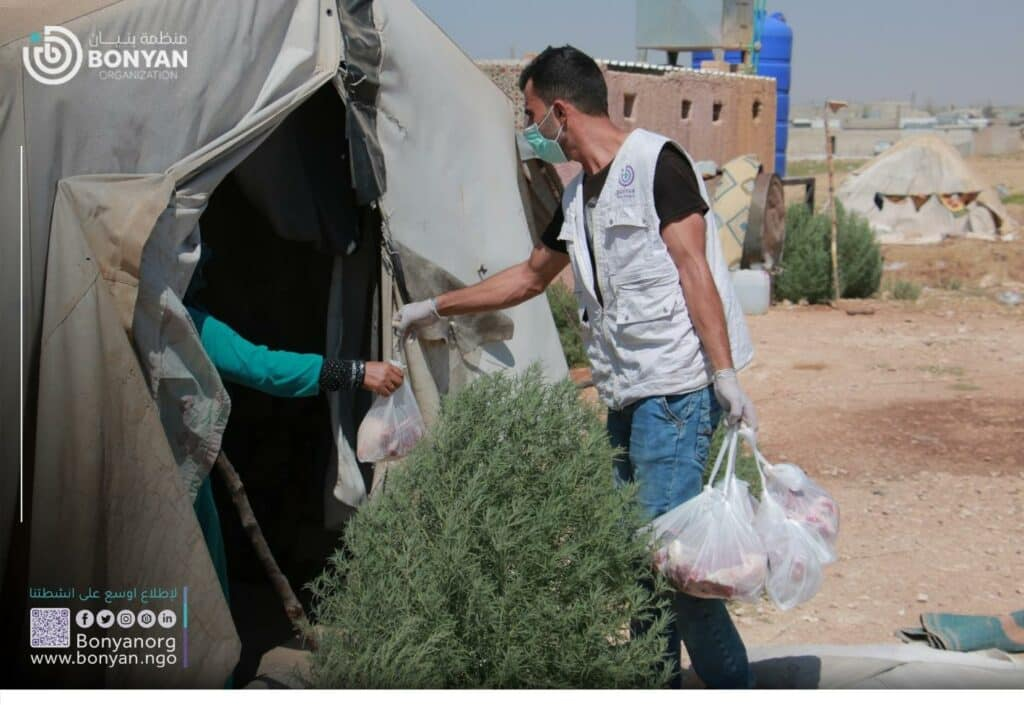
[319,358,365,392]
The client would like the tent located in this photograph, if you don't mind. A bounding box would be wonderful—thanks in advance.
[835,135,1019,244]
[1,0,566,687]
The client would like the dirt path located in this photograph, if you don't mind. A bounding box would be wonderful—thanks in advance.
[729,294,1024,647]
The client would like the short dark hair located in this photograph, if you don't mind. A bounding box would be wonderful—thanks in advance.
[518,45,608,117]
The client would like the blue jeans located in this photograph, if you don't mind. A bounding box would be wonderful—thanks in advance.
[607,386,755,689]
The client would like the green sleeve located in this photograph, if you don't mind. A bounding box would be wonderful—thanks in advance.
[188,307,322,398]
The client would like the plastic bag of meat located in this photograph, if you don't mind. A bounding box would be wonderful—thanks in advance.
[648,428,767,602]
[754,491,826,610]
[734,425,834,610]
[356,362,426,463]
[762,461,840,562]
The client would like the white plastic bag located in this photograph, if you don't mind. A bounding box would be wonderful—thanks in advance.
[649,428,767,602]
[738,427,833,610]
[716,474,758,523]
[356,359,426,463]
[753,490,826,610]
[761,458,840,562]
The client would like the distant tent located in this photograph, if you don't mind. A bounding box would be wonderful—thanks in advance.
[835,135,1018,244]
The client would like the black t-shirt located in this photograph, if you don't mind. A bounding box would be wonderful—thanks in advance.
[540,143,707,305]
[540,143,708,254]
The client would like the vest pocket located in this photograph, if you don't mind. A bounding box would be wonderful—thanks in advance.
[614,274,682,327]
[604,207,659,275]
[604,206,645,229]
[603,208,647,247]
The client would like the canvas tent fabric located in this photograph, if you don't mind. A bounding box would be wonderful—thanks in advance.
[233,640,1024,689]
[366,0,568,386]
[835,135,1019,245]
[728,643,1024,688]
[2,0,566,687]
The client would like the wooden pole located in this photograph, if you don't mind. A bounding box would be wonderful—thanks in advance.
[215,452,318,651]
[825,103,840,302]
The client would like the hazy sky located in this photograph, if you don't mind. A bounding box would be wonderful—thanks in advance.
[414,0,1023,107]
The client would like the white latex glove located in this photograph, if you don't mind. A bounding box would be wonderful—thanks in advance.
[713,368,758,431]
[393,298,441,337]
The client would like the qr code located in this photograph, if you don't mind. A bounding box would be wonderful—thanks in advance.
[30,608,70,648]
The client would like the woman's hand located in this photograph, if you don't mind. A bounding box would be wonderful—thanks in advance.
[362,361,405,396]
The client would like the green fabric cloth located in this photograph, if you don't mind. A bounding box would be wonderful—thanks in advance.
[898,610,1024,653]
[920,611,1024,653]
[193,474,230,603]
[193,474,233,688]
[188,306,323,398]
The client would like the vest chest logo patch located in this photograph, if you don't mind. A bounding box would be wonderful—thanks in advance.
[615,165,637,199]
[618,165,635,187]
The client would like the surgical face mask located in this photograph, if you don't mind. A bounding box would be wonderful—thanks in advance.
[519,105,567,164]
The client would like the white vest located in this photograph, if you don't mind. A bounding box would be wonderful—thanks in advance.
[558,129,754,410]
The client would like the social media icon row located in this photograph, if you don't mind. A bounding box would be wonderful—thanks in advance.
[76,608,176,629]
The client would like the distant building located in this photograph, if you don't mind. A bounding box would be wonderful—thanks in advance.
[899,117,938,130]
[935,113,984,129]
[786,100,1017,160]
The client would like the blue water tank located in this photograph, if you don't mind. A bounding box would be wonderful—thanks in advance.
[775,92,790,153]
[759,12,793,175]
[690,13,793,175]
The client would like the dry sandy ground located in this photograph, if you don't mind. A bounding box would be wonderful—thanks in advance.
[968,152,1024,194]
[726,289,1024,648]
[698,148,1024,665]
[969,152,1024,224]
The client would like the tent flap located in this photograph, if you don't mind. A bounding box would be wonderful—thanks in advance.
[336,0,387,204]
[369,0,568,386]
[34,190,239,687]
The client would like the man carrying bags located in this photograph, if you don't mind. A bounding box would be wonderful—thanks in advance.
[395,46,757,688]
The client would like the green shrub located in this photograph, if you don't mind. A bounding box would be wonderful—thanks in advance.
[835,201,883,298]
[889,279,921,301]
[309,367,672,688]
[773,204,833,303]
[546,281,588,368]
[774,201,883,303]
